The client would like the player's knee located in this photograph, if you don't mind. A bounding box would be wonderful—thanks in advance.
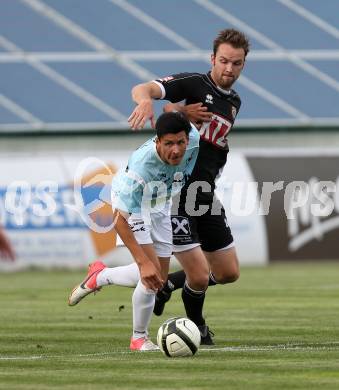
[226,269,240,283]
[186,272,209,291]
[215,268,240,284]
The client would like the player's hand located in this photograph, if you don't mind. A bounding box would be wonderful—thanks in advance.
[163,102,181,113]
[181,103,213,126]
[128,99,156,130]
[139,261,164,291]
[163,102,212,128]
[0,231,15,261]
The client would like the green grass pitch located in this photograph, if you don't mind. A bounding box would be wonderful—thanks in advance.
[1,262,339,390]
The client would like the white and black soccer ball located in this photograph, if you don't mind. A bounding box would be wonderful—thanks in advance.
[157,317,201,357]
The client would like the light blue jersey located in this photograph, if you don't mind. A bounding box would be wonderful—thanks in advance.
[112,125,199,215]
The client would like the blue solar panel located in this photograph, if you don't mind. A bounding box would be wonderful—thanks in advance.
[0,0,92,52]
[295,0,339,28]
[244,60,339,117]
[136,60,207,76]
[0,63,112,122]
[49,61,140,117]
[42,0,183,51]
[129,0,268,50]
[229,84,296,121]
[0,0,338,131]
[0,105,26,124]
[308,61,339,84]
[212,0,339,50]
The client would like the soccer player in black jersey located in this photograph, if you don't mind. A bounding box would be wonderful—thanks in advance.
[129,29,250,345]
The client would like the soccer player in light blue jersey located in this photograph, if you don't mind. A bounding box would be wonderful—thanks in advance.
[68,112,199,351]
[127,29,249,345]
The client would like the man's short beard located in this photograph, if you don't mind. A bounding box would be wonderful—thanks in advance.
[219,79,234,89]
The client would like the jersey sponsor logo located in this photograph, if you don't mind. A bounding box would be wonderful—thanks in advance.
[171,216,191,236]
[199,113,232,149]
[205,94,213,104]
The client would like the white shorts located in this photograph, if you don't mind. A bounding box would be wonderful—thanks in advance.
[127,204,172,258]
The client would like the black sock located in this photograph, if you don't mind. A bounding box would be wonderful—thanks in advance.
[162,270,186,294]
[208,272,217,286]
[181,281,206,327]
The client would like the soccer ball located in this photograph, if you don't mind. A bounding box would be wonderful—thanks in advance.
[157,317,201,357]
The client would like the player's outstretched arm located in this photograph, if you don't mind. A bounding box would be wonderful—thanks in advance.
[0,228,15,261]
[128,82,162,130]
[163,102,212,128]
[113,210,163,291]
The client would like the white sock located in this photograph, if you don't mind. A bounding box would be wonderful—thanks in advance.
[132,280,155,339]
[96,262,140,288]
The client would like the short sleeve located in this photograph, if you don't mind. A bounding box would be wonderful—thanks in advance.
[154,73,200,103]
[111,169,145,214]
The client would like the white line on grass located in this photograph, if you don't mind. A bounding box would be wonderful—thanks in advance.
[2,342,339,361]
[201,342,339,352]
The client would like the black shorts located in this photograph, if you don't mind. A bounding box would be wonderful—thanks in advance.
[171,202,234,252]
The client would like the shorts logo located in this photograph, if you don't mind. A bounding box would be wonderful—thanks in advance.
[171,216,191,236]
[129,220,145,233]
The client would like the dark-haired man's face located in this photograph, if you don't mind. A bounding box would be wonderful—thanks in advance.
[211,43,245,89]
[156,131,189,165]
